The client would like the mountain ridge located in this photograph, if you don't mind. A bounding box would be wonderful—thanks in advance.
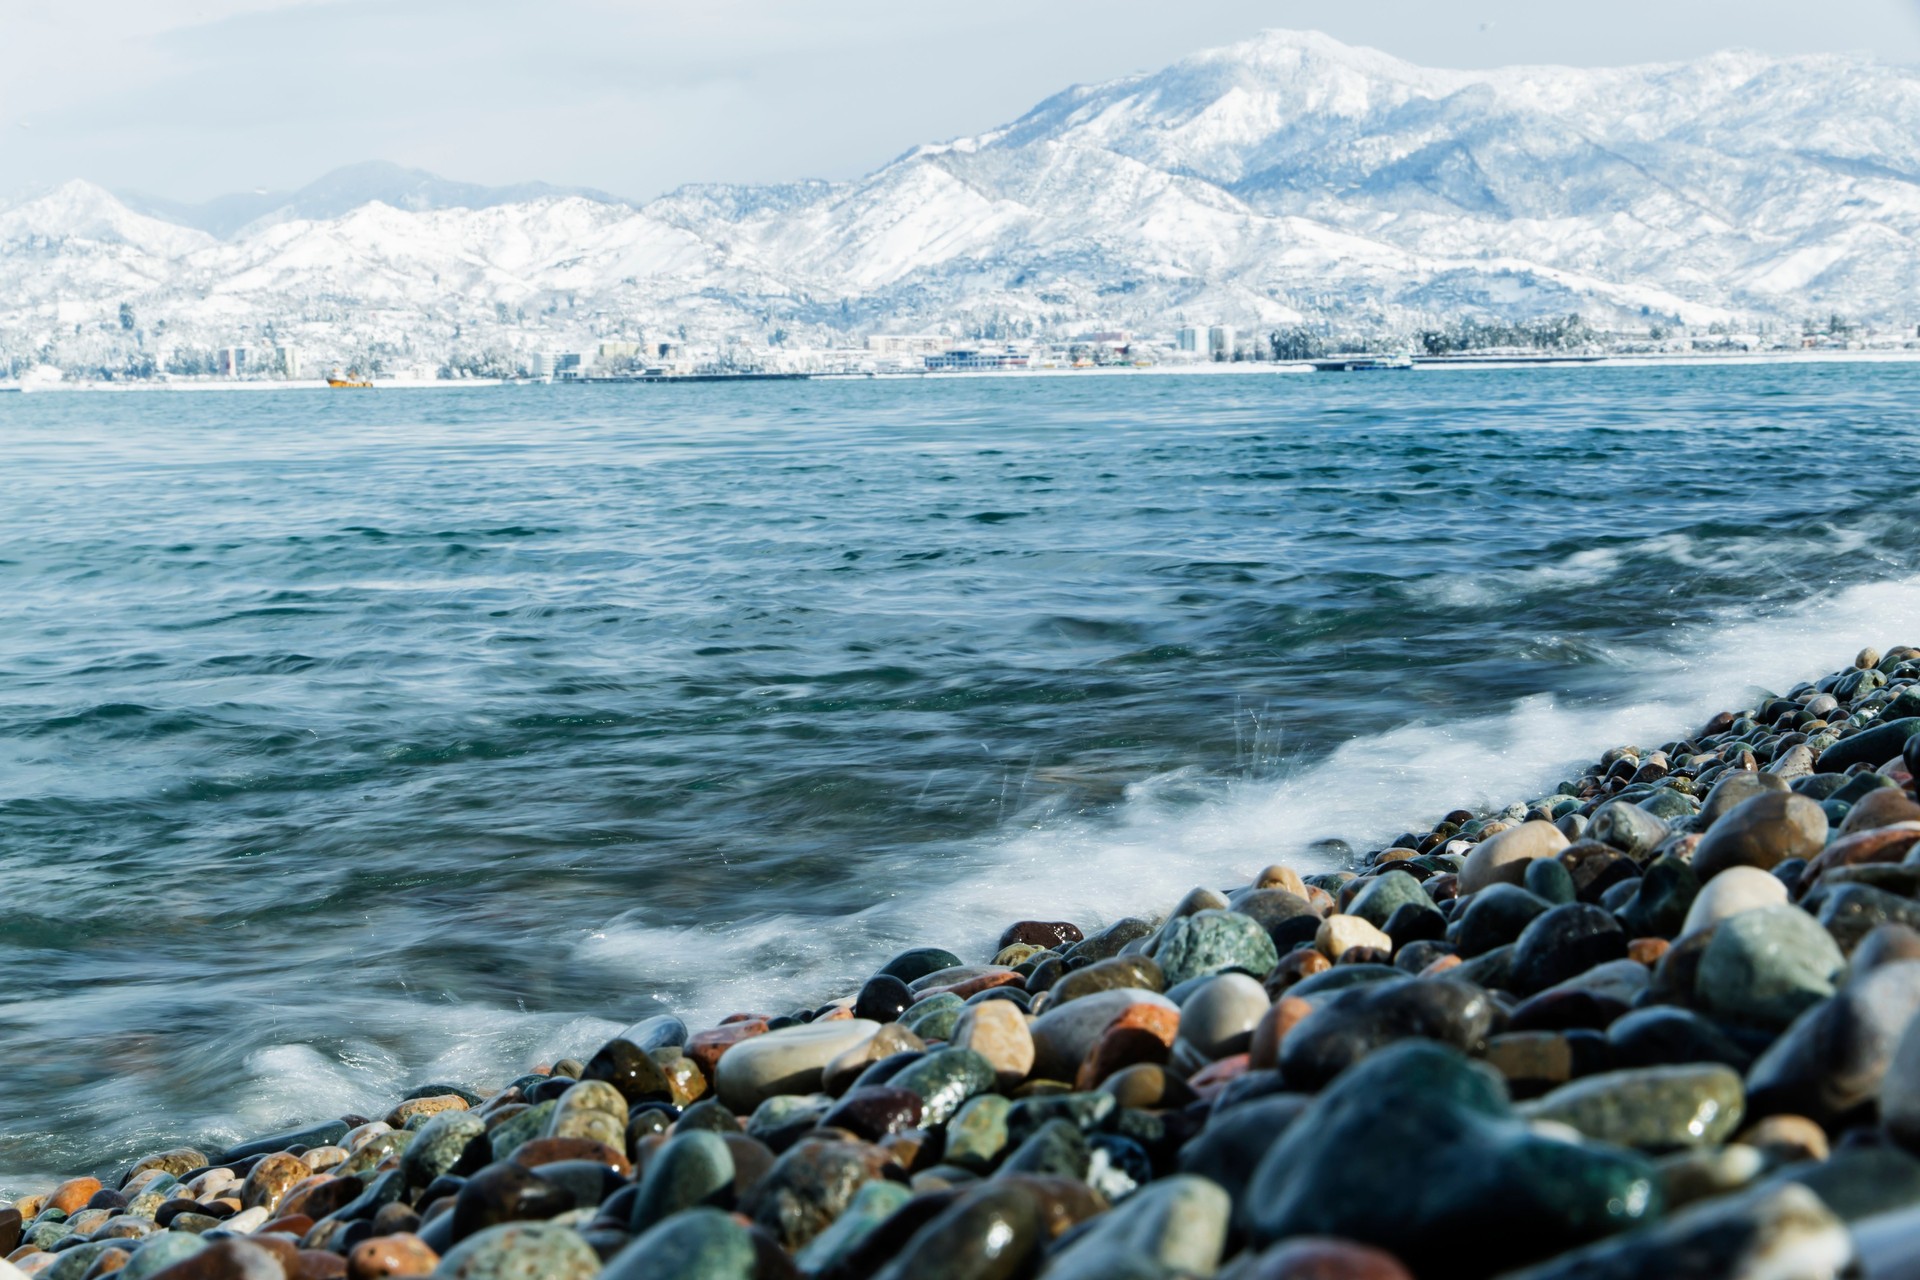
[4,29,1918,375]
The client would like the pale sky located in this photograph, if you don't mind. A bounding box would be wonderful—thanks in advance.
[4,0,1919,203]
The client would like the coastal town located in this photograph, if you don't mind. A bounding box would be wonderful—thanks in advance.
[3,315,1917,390]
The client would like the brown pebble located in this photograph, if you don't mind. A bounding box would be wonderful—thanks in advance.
[1188,1053,1251,1100]
[687,1019,770,1077]
[348,1234,440,1279]
[1249,996,1314,1070]
[383,1095,468,1129]
[1265,949,1331,997]
[239,1151,310,1214]
[509,1137,632,1176]
[1628,938,1671,966]
[48,1177,102,1215]
[1418,954,1464,977]
[1736,1114,1830,1167]
[294,1249,350,1279]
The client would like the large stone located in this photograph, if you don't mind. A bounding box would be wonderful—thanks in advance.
[399,1110,488,1190]
[1453,884,1553,958]
[947,1001,1034,1092]
[1694,906,1846,1029]
[1589,801,1670,859]
[1279,978,1495,1091]
[1346,871,1432,930]
[581,1038,674,1105]
[1039,1175,1230,1280]
[1747,959,1920,1127]
[1691,792,1829,882]
[870,1184,1045,1280]
[1496,1183,1848,1280]
[1459,821,1570,895]
[714,1019,880,1112]
[1245,1041,1660,1273]
[1029,989,1178,1080]
[1508,903,1626,995]
[1048,956,1166,1004]
[422,1221,602,1279]
[1696,770,1789,830]
[1607,1008,1754,1071]
[1883,1008,1920,1152]
[1180,973,1272,1060]
[1679,865,1787,938]
[1614,856,1700,941]
[1315,915,1393,962]
[630,1131,735,1231]
[1519,1065,1745,1151]
[793,1180,916,1276]
[1153,910,1280,984]
[1817,716,1920,773]
[601,1207,756,1280]
[889,1048,997,1126]
[745,1137,895,1250]
[1224,1238,1413,1280]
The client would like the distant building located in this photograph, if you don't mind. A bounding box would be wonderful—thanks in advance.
[530,352,554,379]
[1208,325,1237,361]
[275,345,300,379]
[1175,326,1204,353]
[218,347,247,377]
[554,352,591,381]
[867,334,945,355]
[924,349,1029,372]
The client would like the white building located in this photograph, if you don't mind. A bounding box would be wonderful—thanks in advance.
[275,345,300,379]
[1175,326,1204,353]
[218,347,247,377]
[1208,325,1238,361]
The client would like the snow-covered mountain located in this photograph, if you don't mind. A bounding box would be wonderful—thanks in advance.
[6,30,1919,375]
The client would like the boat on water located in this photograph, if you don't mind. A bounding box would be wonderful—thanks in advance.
[1309,354,1415,373]
[326,372,374,388]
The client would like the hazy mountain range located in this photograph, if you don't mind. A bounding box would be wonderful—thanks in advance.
[5,30,1919,373]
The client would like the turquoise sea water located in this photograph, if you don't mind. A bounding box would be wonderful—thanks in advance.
[5,364,1920,1185]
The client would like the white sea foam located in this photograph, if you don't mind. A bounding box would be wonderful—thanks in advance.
[572,573,1920,1033]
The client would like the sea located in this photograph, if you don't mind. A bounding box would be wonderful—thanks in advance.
[5,361,1920,1187]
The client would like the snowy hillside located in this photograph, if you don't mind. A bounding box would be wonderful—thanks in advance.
[5,30,1918,375]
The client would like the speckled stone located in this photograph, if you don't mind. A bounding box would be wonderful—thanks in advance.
[1519,1064,1745,1151]
[629,1130,735,1231]
[1246,1041,1660,1273]
[1040,1174,1229,1280]
[1694,906,1845,1029]
[792,1179,915,1276]
[889,1048,997,1126]
[1154,910,1280,984]
[399,1111,487,1190]
[945,1095,1013,1172]
[743,1137,896,1250]
[869,1184,1044,1280]
[1496,1183,1847,1280]
[432,1221,601,1280]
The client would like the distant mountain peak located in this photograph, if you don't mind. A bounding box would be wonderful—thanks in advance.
[118,162,632,238]
[2,30,1916,377]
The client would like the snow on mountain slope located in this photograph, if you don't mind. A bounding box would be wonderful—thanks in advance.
[4,30,1918,373]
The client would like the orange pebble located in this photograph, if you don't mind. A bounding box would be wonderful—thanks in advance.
[348,1232,440,1278]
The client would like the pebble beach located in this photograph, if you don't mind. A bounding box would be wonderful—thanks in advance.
[11,646,1920,1278]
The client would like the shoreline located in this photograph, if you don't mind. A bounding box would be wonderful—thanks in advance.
[9,650,1920,1276]
[3,347,1918,396]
